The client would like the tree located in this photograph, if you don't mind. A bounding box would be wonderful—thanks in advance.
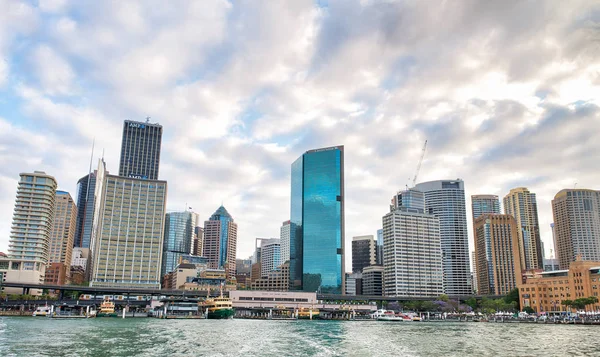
[504,288,520,310]
[523,306,535,314]
[561,299,573,311]
[438,294,449,302]
[465,297,478,311]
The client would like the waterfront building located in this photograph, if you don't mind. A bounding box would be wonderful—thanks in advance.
[250,262,290,291]
[260,239,281,278]
[74,170,99,248]
[161,211,199,277]
[543,258,560,272]
[193,226,204,256]
[45,191,77,285]
[474,214,523,295]
[290,146,345,294]
[8,171,58,264]
[376,229,383,266]
[118,119,163,180]
[519,258,600,313]
[503,187,543,270]
[0,256,46,295]
[71,247,90,273]
[383,189,443,298]
[352,235,376,273]
[90,175,167,289]
[345,272,362,295]
[552,189,600,269]
[280,220,292,263]
[69,265,85,285]
[414,180,471,295]
[202,206,238,279]
[362,265,384,296]
[471,195,500,220]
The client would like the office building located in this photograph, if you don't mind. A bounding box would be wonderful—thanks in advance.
[376,229,383,265]
[363,265,384,296]
[504,187,543,270]
[345,272,362,295]
[552,189,600,269]
[280,220,292,263]
[203,206,238,279]
[474,214,523,295]
[260,238,281,278]
[71,247,90,272]
[290,146,345,294]
[74,171,99,248]
[46,191,76,285]
[193,226,203,256]
[250,262,290,291]
[471,195,500,220]
[383,189,443,298]
[352,235,376,273]
[118,119,163,180]
[161,211,199,277]
[90,175,167,289]
[414,180,471,295]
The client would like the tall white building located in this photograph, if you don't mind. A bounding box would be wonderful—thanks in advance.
[383,189,443,298]
[260,238,281,278]
[90,175,167,289]
[414,180,471,295]
[280,220,292,263]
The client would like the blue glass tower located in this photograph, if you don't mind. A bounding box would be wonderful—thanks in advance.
[161,211,198,277]
[290,146,345,294]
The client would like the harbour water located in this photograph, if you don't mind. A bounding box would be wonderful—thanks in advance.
[1,317,598,356]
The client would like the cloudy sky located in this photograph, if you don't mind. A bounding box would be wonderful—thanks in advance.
[0,0,599,267]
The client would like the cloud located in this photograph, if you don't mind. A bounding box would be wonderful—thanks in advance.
[0,0,599,268]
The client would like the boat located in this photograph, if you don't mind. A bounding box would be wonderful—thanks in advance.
[297,307,320,320]
[201,296,234,319]
[96,298,119,317]
[32,306,51,317]
[377,311,406,322]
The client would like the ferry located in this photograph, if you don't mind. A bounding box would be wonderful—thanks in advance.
[297,307,320,320]
[201,296,234,319]
[96,297,118,317]
[32,306,51,317]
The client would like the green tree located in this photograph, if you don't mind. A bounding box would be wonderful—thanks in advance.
[438,294,449,302]
[420,301,437,312]
[523,306,535,314]
[561,299,573,311]
[465,297,478,311]
[504,288,520,310]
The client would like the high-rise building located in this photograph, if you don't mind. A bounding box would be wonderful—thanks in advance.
[503,187,543,270]
[552,189,600,269]
[474,214,523,295]
[86,159,108,280]
[290,146,345,294]
[260,239,281,277]
[362,265,384,296]
[193,226,204,256]
[471,251,478,293]
[9,171,58,264]
[383,189,443,298]
[345,272,362,295]
[46,191,76,285]
[280,220,292,263]
[74,171,98,248]
[471,195,500,220]
[90,175,167,289]
[118,119,163,180]
[161,211,199,277]
[414,180,471,295]
[376,229,383,266]
[203,206,238,279]
[352,235,376,273]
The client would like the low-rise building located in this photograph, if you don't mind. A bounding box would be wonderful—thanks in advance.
[250,262,289,291]
[0,257,45,295]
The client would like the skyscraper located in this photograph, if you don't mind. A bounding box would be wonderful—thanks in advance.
[118,119,163,180]
[471,195,500,220]
[290,146,345,294]
[260,238,281,277]
[414,180,471,295]
[503,187,543,270]
[74,170,102,249]
[90,175,167,289]
[351,235,376,273]
[383,189,443,298]
[46,191,76,285]
[376,228,383,266]
[552,189,600,269]
[161,211,199,277]
[193,226,204,256]
[280,220,292,263]
[474,214,522,295]
[203,206,238,279]
[8,171,58,264]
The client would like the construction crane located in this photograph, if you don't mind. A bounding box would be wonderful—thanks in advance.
[412,140,428,187]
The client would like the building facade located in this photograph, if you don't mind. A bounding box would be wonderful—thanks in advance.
[193,226,204,257]
[161,211,199,277]
[9,171,58,266]
[362,265,384,296]
[351,235,376,273]
[74,171,98,248]
[46,191,77,285]
[290,146,345,294]
[118,119,163,180]
[552,189,600,269]
[414,180,471,295]
[202,206,238,279]
[471,195,500,220]
[474,214,523,295]
[280,220,292,263]
[345,272,362,295]
[376,229,383,266]
[503,187,543,270]
[90,175,167,289]
[260,238,281,278]
[250,262,290,291]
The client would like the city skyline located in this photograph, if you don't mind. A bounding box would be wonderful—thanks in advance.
[0,1,599,268]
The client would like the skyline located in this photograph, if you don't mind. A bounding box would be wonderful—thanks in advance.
[1,1,599,266]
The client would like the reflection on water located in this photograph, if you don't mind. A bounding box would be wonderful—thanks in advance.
[1,317,599,357]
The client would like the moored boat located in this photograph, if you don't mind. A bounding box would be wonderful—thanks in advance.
[201,296,234,319]
[32,306,51,317]
[96,298,119,317]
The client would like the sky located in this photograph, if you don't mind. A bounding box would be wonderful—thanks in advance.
[0,0,599,268]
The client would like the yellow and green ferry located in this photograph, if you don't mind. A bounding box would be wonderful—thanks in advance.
[201,296,234,319]
[96,298,119,317]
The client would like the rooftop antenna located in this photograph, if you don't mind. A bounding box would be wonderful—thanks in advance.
[146,116,151,123]
[411,139,428,187]
[574,182,578,189]
[84,138,95,202]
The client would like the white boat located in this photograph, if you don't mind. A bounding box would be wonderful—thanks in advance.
[32,306,51,317]
[370,309,390,319]
[377,314,407,321]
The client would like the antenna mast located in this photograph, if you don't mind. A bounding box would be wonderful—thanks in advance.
[412,140,428,187]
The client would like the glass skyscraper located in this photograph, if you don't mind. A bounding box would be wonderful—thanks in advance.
[290,146,345,294]
[119,119,163,180]
[161,211,199,277]
[203,206,238,279]
[471,195,500,220]
[74,171,98,248]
